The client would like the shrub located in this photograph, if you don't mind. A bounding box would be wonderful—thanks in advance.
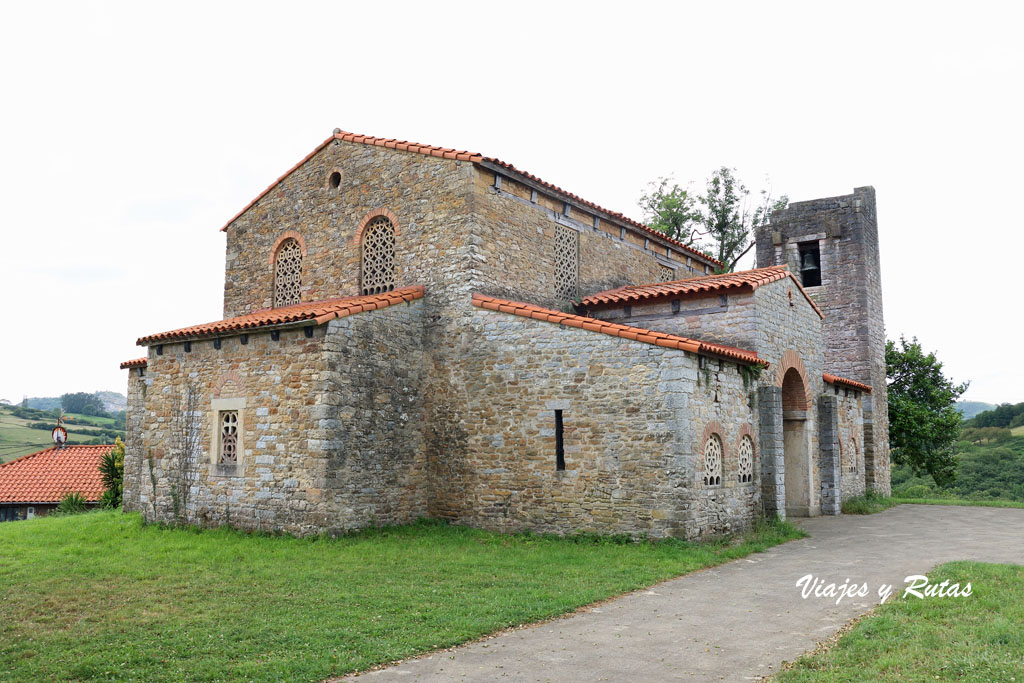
[56,492,88,515]
[99,438,125,508]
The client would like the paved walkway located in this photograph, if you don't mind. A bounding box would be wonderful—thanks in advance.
[348,505,1024,681]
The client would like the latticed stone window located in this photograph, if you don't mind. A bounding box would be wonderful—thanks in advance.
[554,225,579,301]
[219,411,238,464]
[361,216,396,295]
[273,238,303,307]
[737,435,754,483]
[703,433,723,486]
[659,265,675,282]
[848,438,860,473]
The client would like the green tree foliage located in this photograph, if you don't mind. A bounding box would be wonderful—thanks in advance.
[61,392,109,417]
[99,438,125,509]
[638,178,702,244]
[640,168,787,272]
[961,427,1013,444]
[887,336,969,486]
[966,402,1024,429]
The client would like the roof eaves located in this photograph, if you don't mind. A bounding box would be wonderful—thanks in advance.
[136,285,425,346]
[471,293,767,368]
[823,373,872,393]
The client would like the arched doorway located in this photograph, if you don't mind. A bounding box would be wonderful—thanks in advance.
[782,367,811,516]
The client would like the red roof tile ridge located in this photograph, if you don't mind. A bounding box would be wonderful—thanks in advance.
[580,265,823,319]
[137,286,425,345]
[0,445,113,504]
[217,129,723,267]
[823,373,872,392]
[119,357,147,370]
[471,293,767,367]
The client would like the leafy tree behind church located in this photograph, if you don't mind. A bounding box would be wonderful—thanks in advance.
[61,392,109,417]
[639,168,787,272]
[887,336,968,486]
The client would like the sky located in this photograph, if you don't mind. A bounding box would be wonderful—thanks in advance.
[0,1,1021,405]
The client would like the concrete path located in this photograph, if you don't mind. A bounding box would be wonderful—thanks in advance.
[347,505,1024,681]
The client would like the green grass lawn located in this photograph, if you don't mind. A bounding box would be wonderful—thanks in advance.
[775,562,1024,681]
[0,407,117,462]
[1012,425,1024,437]
[0,413,55,462]
[843,491,1024,514]
[0,512,805,682]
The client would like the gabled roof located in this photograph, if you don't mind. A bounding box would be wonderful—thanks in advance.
[472,293,768,367]
[137,286,424,346]
[0,445,110,504]
[219,129,721,267]
[120,357,147,370]
[580,265,825,319]
[823,373,872,393]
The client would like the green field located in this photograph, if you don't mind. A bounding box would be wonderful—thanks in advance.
[0,512,805,682]
[0,406,120,463]
[1013,425,1024,437]
[775,562,1024,681]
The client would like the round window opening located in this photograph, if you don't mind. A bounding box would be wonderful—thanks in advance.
[328,171,342,190]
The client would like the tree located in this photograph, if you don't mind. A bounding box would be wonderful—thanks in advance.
[640,168,787,272]
[887,336,969,486]
[638,178,702,243]
[61,392,108,417]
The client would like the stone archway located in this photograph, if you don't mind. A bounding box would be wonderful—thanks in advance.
[781,366,812,517]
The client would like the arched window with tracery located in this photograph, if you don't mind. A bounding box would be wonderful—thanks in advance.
[361,216,396,295]
[737,435,754,483]
[703,433,723,486]
[273,237,303,307]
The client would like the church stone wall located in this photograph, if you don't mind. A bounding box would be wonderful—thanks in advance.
[755,187,889,494]
[469,170,710,311]
[122,367,147,513]
[587,278,826,515]
[427,307,760,539]
[123,301,427,535]
[836,387,867,500]
[223,141,476,319]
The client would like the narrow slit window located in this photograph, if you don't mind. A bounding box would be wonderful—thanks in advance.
[555,409,565,471]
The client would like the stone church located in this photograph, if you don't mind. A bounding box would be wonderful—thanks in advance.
[120,129,889,539]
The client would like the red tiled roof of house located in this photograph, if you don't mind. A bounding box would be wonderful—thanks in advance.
[823,373,872,393]
[137,286,424,346]
[472,293,767,367]
[120,357,147,370]
[219,129,721,267]
[580,265,825,319]
[0,445,111,504]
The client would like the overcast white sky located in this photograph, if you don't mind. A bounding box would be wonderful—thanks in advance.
[1,1,1021,405]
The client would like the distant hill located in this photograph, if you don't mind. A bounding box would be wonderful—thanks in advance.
[956,401,997,420]
[24,396,61,411]
[24,391,126,414]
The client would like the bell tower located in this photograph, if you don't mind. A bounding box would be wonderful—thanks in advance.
[755,187,890,494]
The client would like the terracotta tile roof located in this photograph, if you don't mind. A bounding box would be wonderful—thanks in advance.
[137,286,424,346]
[823,373,872,393]
[0,445,111,504]
[580,265,825,319]
[120,357,147,370]
[218,129,721,267]
[472,293,767,367]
